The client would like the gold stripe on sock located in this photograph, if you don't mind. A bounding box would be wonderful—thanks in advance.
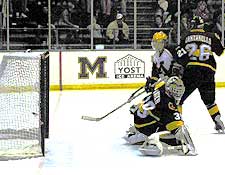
[208,105,219,116]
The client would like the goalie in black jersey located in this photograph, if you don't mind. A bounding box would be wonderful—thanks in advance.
[123,76,197,156]
[174,16,225,133]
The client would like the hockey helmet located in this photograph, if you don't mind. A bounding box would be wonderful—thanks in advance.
[151,31,168,52]
[165,76,185,104]
[190,16,204,29]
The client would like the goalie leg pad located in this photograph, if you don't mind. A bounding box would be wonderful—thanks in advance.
[139,131,170,156]
[175,125,197,156]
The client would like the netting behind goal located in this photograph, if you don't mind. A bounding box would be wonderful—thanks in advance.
[0,51,49,160]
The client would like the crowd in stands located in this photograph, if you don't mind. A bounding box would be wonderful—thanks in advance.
[0,0,224,49]
[50,0,130,45]
[150,0,223,44]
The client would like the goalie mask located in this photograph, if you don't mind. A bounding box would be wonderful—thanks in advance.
[151,31,168,52]
[165,76,185,104]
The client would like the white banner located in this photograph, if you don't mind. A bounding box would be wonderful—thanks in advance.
[61,51,152,86]
[0,51,225,90]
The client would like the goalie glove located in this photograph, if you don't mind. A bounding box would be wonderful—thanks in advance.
[145,76,155,93]
[171,62,184,78]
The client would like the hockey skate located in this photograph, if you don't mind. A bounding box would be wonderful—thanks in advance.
[123,125,147,145]
[214,115,225,134]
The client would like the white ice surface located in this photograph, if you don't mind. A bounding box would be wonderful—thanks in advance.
[1,88,225,175]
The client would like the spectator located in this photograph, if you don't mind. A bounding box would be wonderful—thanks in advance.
[212,13,223,39]
[10,0,28,18]
[167,0,177,13]
[152,15,166,28]
[106,13,129,44]
[169,17,178,45]
[150,15,170,39]
[87,16,104,44]
[158,0,169,21]
[101,0,112,16]
[155,8,163,17]
[70,0,90,34]
[158,0,168,12]
[180,13,190,39]
[114,0,128,17]
[192,0,210,22]
[207,0,222,25]
[52,1,80,44]
[56,1,79,28]
[80,0,91,14]
[1,0,6,28]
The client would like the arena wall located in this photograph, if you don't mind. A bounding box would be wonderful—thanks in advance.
[0,51,224,90]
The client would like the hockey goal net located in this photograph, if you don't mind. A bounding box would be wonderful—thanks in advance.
[0,51,49,160]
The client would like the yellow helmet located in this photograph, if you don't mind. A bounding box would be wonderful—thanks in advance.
[152,31,168,41]
[152,31,168,51]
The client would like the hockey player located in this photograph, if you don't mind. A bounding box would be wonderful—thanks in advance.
[124,31,174,145]
[145,31,174,93]
[175,16,225,133]
[124,76,197,156]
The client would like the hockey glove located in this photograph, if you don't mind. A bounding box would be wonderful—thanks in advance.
[171,62,184,78]
[145,76,154,93]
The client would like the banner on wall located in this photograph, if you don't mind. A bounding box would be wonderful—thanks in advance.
[114,54,145,79]
[60,51,153,88]
[52,51,225,89]
[0,52,225,90]
[0,51,225,90]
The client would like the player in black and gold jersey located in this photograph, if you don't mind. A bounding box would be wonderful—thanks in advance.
[123,76,197,156]
[175,16,225,133]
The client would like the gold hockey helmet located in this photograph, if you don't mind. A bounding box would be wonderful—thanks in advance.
[151,31,168,52]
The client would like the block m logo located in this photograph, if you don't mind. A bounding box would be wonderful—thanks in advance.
[78,57,107,79]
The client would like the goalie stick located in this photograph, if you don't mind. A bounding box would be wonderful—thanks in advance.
[81,87,146,121]
[81,76,170,121]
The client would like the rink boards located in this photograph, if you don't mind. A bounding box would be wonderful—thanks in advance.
[0,51,225,90]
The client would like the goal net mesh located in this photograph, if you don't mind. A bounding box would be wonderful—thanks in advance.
[0,52,49,160]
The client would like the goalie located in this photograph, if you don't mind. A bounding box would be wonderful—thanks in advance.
[123,76,197,156]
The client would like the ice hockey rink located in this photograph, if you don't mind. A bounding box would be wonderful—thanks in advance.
[1,88,225,175]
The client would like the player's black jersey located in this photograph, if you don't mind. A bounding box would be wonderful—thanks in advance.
[151,82,178,121]
[132,80,182,132]
[178,29,224,71]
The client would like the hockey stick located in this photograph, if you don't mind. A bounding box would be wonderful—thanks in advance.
[81,88,146,121]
